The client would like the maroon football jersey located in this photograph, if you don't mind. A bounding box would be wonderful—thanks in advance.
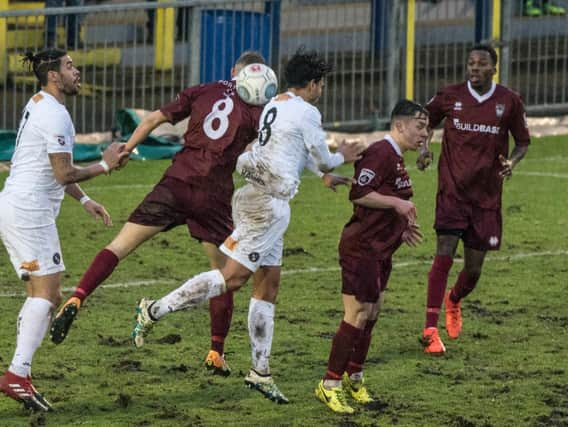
[160,80,262,194]
[339,137,413,261]
[426,81,530,209]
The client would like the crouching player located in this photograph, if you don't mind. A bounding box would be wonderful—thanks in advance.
[315,100,429,413]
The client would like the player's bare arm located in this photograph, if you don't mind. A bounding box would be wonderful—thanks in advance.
[49,143,127,184]
[498,144,529,179]
[336,139,364,164]
[416,128,434,171]
[124,110,169,153]
[353,192,417,224]
[322,173,353,192]
[117,110,169,169]
[65,183,112,226]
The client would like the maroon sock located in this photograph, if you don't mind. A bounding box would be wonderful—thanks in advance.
[209,291,234,354]
[72,249,119,301]
[346,318,377,376]
[425,255,453,328]
[450,270,478,303]
[324,321,363,380]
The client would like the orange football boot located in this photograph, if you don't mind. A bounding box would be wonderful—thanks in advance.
[445,292,462,339]
[422,327,446,355]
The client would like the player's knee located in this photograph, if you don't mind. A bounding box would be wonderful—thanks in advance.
[224,273,249,291]
[346,306,370,329]
[105,242,127,260]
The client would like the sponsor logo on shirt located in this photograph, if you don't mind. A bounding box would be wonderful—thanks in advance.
[452,118,500,135]
[454,101,463,111]
[56,135,66,146]
[240,166,266,186]
[495,104,505,118]
[357,168,375,186]
[395,176,412,190]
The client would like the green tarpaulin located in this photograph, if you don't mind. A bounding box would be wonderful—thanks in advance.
[0,108,183,162]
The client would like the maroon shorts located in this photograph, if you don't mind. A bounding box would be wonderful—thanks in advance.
[128,176,233,246]
[340,256,393,303]
[434,192,502,251]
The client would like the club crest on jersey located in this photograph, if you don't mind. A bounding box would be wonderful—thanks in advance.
[489,236,499,247]
[248,252,260,263]
[357,168,375,186]
[53,252,61,265]
[495,104,505,118]
[56,135,65,146]
[453,102,463,111]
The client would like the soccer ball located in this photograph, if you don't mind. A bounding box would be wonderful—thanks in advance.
[235,63,278,106]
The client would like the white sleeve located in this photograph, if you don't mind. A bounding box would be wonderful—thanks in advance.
[305,155,324,177]
[37,110,74,155]
[301,107,344,172]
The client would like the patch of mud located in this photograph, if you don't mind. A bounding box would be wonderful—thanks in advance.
[32,372,65,381]
[471,332,489,340]
[113,360,142,372]
[283,247,313,257]
[115,393,131,408]
[98,334,131,347]
[29,413,47,426]
[537,314,568,328]
[382,307,407,314]
[156,334,182,344]
[447,415,492,427]
[166,364,188,373]
[323,308,343,317]
[155,405,184,419]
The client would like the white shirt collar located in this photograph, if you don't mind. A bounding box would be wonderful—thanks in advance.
[467,80,496,103]
[384,134,402,156]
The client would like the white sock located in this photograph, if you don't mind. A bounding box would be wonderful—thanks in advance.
[323,379,342,389]
[350,371,363,382]
[9,297,54,378]
[248,297,275,376]
[150,269,226,319]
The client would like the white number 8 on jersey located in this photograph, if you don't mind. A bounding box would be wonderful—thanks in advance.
[203,96,234,140]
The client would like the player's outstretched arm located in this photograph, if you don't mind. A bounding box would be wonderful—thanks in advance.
[124,110,169,153]
[305,154,353,191]
[118,110,169,169]
[336,139,364,164]
[416,129,434,171]
[322,173,354,192]
[49,142,128,185]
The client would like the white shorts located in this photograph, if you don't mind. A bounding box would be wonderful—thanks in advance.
[220,184,290,272]
[0,192,65,279]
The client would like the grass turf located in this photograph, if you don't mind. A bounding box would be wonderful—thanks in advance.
[0,136,566,426]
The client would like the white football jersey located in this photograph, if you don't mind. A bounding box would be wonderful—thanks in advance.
[236,91,343,200]
[3,91,75,205]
